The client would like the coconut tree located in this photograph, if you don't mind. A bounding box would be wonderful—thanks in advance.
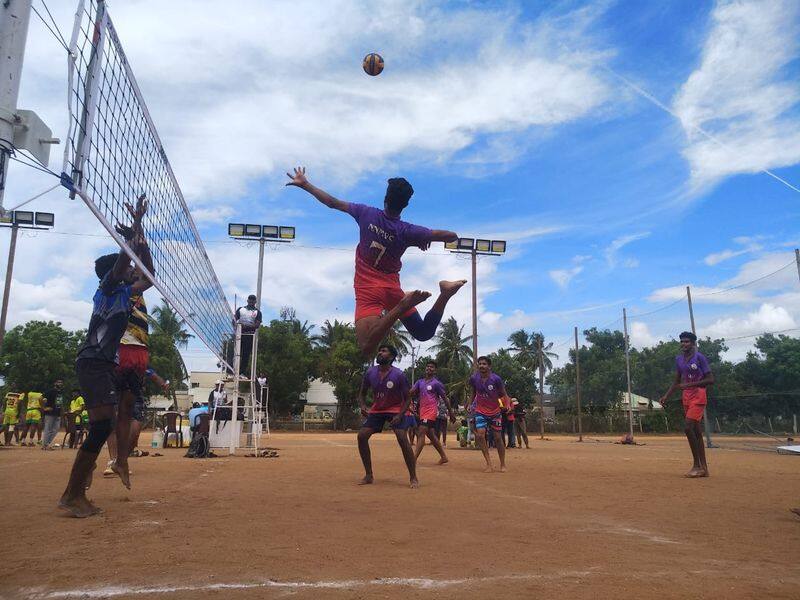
[507,329,558,438]
[430,317,473,404]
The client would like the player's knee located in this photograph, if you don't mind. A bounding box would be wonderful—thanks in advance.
[80,418,113,453]
[357,429,371,443]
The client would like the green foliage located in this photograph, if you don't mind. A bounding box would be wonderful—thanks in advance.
[486,348,536,407]
[429,316,473,405]
[147,331,187,398]
[256,314,316,416]
[316,322,366,429]
[0,321,85,393]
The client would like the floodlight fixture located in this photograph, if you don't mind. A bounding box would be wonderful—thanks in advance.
[262,225,279,238]
[244,224,262,237]
[34,212,55,227]
[279,226,295,240]
[444,240,458,250]
[13,211,33,226]
[475,239,491,253]
[457,237,475,251]
[490,240,506,254]
[228,223,245,237]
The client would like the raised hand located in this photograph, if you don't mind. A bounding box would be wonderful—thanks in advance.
[124,194,148,227]
[285,166,308,187]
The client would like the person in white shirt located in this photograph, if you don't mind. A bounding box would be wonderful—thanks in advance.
[235,295,262,375]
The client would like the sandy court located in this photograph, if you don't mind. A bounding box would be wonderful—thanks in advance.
[1,432,799,600]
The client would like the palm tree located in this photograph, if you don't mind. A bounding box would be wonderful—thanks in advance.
[430,317,473,371]
[381,322,412,360]
[150,300,193,349]
[507,329,558,439]
[313,319,352,350]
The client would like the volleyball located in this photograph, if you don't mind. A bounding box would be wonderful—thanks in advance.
[362,53,384,76]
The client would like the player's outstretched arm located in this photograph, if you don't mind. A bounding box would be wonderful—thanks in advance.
[429,229,458,243]
[285,167,349,213]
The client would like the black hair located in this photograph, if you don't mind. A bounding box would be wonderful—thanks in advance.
[384,177,414,212]
[477,355,492,365]
[426,359,437,367]
[95,253,119,279]
[248,294,256,300]
[378,344,398,359]
[679,331,697,342]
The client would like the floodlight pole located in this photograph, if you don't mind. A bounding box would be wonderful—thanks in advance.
[0,223,19,351]
[0,0,32,213]
[471,249,478,367]
[622,308,635,442]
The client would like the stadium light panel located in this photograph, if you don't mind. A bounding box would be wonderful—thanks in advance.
[457,237,475,250]
[244,224,262,237]
[444,240,458,250]
[13,211,34,226]
[475,239,491,253]
[228,223,245,237]
[279,226,295,240]
[262,225,279,238]
[34,212,55,227]
[491,240,506,254]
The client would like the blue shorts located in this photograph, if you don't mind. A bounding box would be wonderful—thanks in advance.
[475,413,502,431]
[362,412,416,431]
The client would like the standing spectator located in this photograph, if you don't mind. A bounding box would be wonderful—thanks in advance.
[513,399,529,449]
[502,395,516,449]
[65,390,85,449]
[41,379,66,450]
[2,393,21,445]
[435,393,449,447]
[20,391,44,446]
[234,295,262,375]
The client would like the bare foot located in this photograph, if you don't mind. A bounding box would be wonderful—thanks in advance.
[437,457,449,465]
[483,464,494,473]
[499,465,507,473]
[111,461,131,490]
[58,495,102,518]
[358,475,374,485]
[684,468,702,478]
[698,468,710,477]
[790,508,800,518]
[399,290,432,311]
[439,279,468,297]
[410,478,419,489]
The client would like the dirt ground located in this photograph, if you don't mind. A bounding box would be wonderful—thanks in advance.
[1,432,798,600]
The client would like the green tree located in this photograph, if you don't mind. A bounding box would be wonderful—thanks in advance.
[0,321,85,393]
[316,322,367,429]
[147,299,193,398]
[381,321,412,360]
[429,317,473,405]
[256,310,316,416]
[150,300,192,349]
[487,348,536,406]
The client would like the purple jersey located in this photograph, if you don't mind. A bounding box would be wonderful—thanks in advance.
[676,352,711,384]
[346,203,433,276]
[469,372,505,416]
[364,365,410,414]
[412,377,446,421]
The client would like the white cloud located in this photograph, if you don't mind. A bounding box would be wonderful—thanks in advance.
[629,321,659,348]
[549,266,583,289]
[703,235,764,266]
[703,303,797,360]
[604,231,649,268]
[673,0,800,191]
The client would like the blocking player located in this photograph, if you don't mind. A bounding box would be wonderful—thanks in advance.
[469,356,509,473]
[411,360,455,464]
[356,345,418,488]
[59,196,152,518]
[286,167,466,357]
[658,331,714,478]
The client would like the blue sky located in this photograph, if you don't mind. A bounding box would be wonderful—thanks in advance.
[4,0,800,371]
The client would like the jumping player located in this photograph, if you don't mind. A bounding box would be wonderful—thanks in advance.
[658,331,714,478]
[285,167,466,357]
[59,196,152,517]
[469,356,509,472]
[356,345,418,488]
[411,360,455,464]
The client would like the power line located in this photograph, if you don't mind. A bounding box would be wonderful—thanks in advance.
[719,327,800,342]
[696,260,796,297]
[628,296,686,319]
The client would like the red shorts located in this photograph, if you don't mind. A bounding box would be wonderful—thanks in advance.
[353,257,416,322]
[682,387,707,421]
[116,344,149,377]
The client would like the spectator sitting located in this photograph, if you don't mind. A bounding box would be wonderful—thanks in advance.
[188,401,209,439]
[457,419,471,448]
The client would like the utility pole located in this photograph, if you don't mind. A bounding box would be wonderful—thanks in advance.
[795,249,800,284]
[574,326,583,442]
[687,285,715,448]
[537,336,545,440]
[622,308,635,442]
[410,345,417,385]
[0,224,18,349]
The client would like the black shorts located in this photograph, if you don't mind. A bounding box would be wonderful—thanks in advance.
[76,359,118,410]
[132,395,146,422]
[418,418,437,428]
